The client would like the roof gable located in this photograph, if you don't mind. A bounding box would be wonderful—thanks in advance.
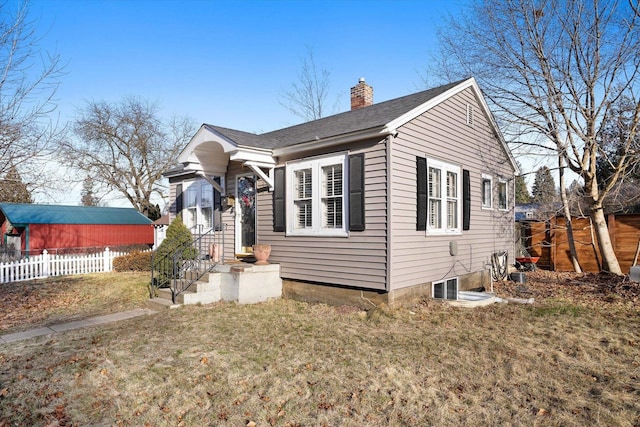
[176,77,518,174]
[261,79,466,148]
[0,204,152,225]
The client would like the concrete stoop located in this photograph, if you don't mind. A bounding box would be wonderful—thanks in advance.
[148,264,282,309]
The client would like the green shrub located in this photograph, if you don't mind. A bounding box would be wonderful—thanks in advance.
[152,216,197,287]
[113,250,153,272]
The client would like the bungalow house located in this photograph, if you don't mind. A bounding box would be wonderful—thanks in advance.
[164,77,518,307]
[0,203,154,255]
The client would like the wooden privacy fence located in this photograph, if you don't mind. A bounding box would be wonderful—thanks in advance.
[0,248,130,284]
[518,213,640,274]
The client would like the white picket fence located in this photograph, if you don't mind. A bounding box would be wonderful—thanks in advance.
[0,248,131,284]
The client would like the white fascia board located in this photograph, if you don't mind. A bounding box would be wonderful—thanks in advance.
[177,124,238,164]
[272,126,392,157]
[230,148,276,164]
[386,77,519,175]
[385,78,476,131]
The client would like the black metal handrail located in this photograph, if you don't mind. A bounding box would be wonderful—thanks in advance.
[150,224,226,303]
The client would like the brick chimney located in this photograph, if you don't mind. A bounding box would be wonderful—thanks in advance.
[350,78,373,110]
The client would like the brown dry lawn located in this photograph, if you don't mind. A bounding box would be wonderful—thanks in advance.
[0,271,639,426]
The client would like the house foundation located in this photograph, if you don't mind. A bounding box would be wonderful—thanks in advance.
[283,269,492,309]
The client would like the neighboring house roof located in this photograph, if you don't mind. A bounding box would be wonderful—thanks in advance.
[0,204,152,225]
[153,214,170,226]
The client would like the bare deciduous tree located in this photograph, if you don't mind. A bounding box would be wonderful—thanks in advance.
[62,98,194,218]
[279,47,340,122]
[435,0,640,275]
[0,0,64,189]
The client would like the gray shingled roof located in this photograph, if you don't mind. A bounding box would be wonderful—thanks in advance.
[205,79,465,150]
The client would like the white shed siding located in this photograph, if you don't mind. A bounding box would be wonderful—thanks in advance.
[389,87,515,291]
[256,141,388,290]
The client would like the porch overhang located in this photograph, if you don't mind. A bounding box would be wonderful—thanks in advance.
[177,124,276,189]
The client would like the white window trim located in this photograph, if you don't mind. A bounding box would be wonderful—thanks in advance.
[432,277,459,300]
[285,153,348,237]
[497,179,509,211]
[200,182,214,229]
[183,178,216,232]
[481,174,493,209]
[426,158,461,236]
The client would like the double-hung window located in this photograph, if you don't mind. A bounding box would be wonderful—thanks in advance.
[286,154,348,236]
[497,180,508,210]
[427,158,461,235]
[201,183,213,229]
[186,186,198,228]
[183,179,220,231]
[481,174,493,209]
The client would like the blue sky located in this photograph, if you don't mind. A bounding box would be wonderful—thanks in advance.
[32,0,459,132]
[26,0,464,204]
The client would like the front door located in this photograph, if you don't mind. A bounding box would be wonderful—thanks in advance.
[236,175,256,255]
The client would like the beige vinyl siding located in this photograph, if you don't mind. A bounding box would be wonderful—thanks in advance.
[256,140,388,290]
[389,87,515,291]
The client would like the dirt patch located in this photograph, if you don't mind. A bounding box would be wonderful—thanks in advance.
[493,270,640,308]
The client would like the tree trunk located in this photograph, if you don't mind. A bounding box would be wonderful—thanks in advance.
[590,207,622,275]
[558,156,582,273]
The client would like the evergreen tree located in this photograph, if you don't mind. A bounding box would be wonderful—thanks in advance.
[80,176,100,206]
[152,216,196,287]
[514,163,531,204]
[0,165,32,203]
[531,166,557,205]
[147,204,161,221]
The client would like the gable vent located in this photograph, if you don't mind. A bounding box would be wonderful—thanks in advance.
[466,103,475,127]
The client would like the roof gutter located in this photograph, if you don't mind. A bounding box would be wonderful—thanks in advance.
[272,126,394,157]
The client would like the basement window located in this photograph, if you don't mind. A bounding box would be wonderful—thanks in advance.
[432,278,458,300]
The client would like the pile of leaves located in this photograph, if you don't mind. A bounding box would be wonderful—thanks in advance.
[494,269,640,307]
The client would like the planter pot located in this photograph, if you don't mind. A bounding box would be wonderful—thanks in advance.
[510,272,526,284]
[253,244,271,265]
[208,243,220,262]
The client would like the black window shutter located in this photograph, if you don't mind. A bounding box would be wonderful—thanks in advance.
[273,167,286,232]
[463,169,471,231]
[213,177,222,230]
[176,184,183,219]
[349,153,365,231]
[416,157,427,231]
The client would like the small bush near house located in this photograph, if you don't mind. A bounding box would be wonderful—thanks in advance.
[113,250,152,272]
[152,216,197,286]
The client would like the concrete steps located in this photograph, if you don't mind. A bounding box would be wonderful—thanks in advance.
[148,264,283,308]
